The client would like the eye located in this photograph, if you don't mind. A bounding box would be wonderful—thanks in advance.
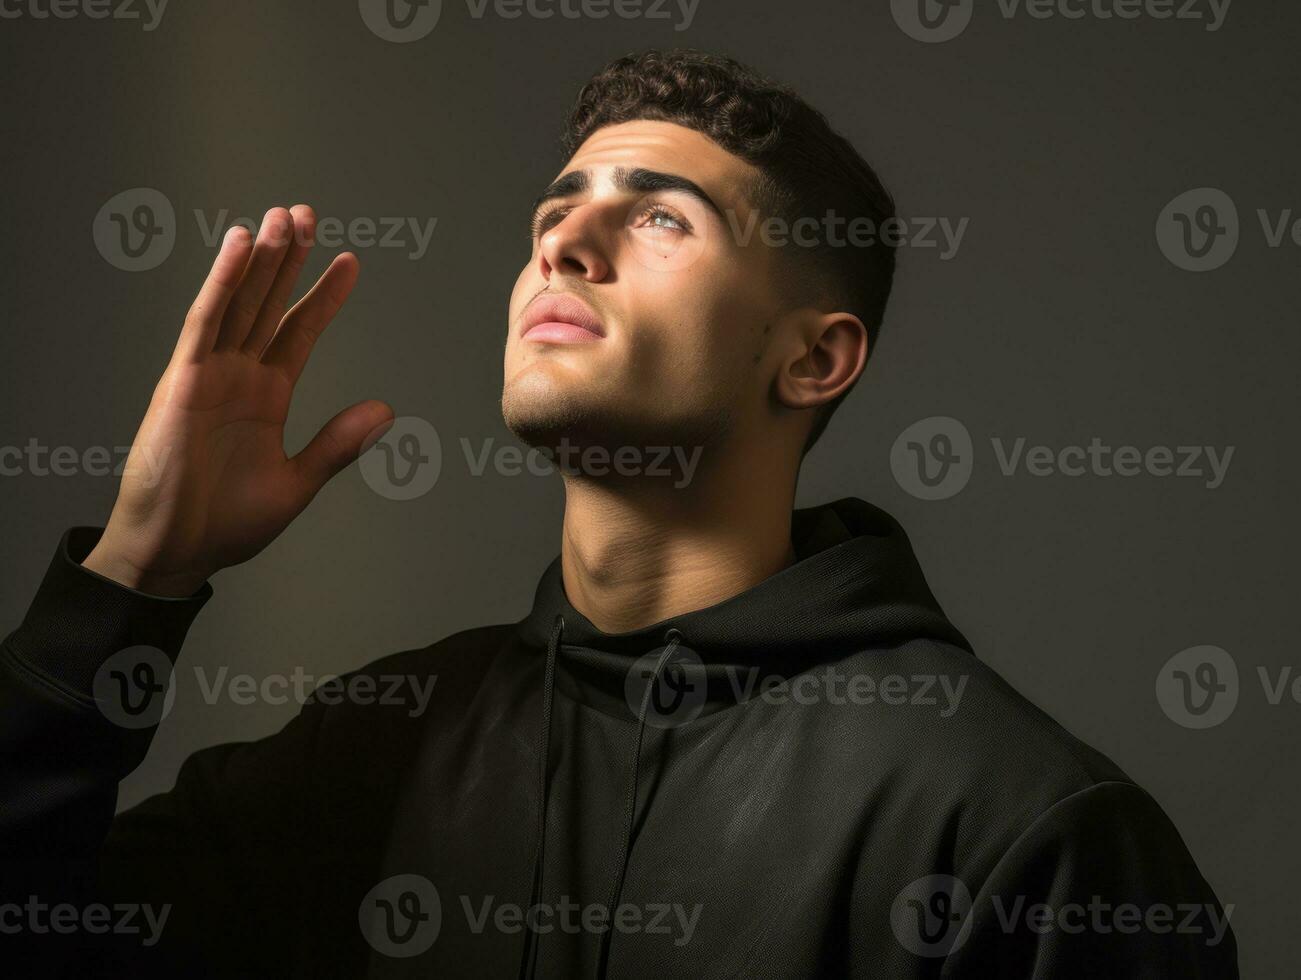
[529,203,572,239]
[632,203,692,234]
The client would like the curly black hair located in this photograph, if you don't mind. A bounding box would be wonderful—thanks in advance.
[562,50,897,454]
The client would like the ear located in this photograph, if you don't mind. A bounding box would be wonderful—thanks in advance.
[774,311,869,411]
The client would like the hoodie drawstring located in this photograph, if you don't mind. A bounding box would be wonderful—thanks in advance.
[522,621,684,980]
[596,627,683,978]
[521,614,562,980]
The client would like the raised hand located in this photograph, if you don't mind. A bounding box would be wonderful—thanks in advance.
[82,205,393,596]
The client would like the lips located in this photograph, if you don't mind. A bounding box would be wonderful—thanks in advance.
[521,294,606,344]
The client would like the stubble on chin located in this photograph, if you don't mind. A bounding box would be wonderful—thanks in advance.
[502,378,731,482]
[500,373,589,450]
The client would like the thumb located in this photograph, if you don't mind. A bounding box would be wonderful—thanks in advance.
[292,399,395,495]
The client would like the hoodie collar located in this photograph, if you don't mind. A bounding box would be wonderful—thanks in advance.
[517,497,972,716]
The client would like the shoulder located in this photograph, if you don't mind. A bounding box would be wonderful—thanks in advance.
[303,622,520,738]
[825,642,1221,906]
[825,639,1145,843]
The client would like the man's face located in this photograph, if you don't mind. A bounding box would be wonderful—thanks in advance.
[502,120,789,457]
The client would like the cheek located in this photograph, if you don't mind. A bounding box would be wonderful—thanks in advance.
[508,262,535,319]
[694,264,763,352]
[694,290,775,399]
[627,262,755,374]
[504,264,539,362]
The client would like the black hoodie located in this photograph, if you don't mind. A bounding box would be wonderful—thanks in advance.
[0,498,1237,977]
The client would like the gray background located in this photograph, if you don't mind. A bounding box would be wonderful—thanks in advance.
[1,1,1295,975]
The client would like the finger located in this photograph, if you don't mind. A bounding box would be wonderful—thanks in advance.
[290,399,395,498]
[241,204,317,358]
[214,207,294,351]
[173,225,254,363]
[261,252,360,387]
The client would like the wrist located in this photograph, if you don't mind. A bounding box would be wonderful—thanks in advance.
[81,541,207,598]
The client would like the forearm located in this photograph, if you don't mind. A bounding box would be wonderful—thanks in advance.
[0,527,211,968]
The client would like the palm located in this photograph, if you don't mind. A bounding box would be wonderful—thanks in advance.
[91,206,392,594]
[136,355,296,569]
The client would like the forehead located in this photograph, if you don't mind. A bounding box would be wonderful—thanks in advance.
[560,119,761,214]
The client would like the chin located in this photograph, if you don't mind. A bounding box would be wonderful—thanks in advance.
[501,371,595,450]
[503,386,729,474]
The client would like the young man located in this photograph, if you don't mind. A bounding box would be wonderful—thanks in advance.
[1,51,1236,978]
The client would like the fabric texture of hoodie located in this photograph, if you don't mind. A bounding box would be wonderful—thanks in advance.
[0,497,1238,977]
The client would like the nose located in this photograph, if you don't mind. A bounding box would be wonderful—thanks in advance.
[537,204,611,284]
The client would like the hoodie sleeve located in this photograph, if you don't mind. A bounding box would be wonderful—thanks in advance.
[942,780,1239,979]
[0,527,322,976]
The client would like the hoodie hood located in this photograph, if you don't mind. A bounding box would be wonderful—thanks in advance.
[513,497,973,979]
[518,496,972,713]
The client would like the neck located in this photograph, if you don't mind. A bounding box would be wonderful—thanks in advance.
[558,442,799,634]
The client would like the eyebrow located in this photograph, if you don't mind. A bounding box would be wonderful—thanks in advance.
[529,166,726,222]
